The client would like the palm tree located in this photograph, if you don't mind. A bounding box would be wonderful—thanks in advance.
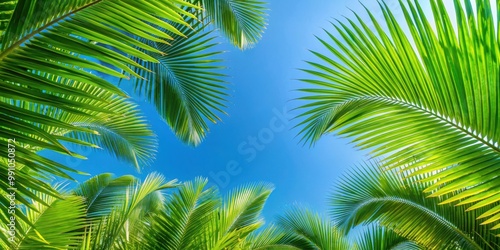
[0,0,267,227]
[296,0,500,230]
[2,173,274,249]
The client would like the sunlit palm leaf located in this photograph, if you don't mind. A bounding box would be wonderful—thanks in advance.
[201,0,268,49]
[355,225,422,250]
[0,0,195,214]
[330,162,499,249]
[133,19,226,146]
[275,206,351,250]
[145,177,220,249]
[242,225,301,250]
[297,0,500,229]
[87,173,177,249]
[72,173,135,219]
[11,186,87,249]
[61,95,158,170]
[202,183,273,249]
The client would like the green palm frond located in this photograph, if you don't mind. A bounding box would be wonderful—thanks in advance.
[0,1,16,38]
[355,225,422,250]
[221,183,273,233]
[202,183,273,250]
[10,186,87,249]
[145,177,220,250]
[0,0,196,214]
[60,95,158,170]
[274,206,351,250]
[242,225,301,250]
[72,173,135,219]
[0,83,156,229]
[21,79,159,170]
[132,19,226,146]
[201,0,268,49]
[330,162,499,249]
[87,173,177,250]
[297,0,500,228]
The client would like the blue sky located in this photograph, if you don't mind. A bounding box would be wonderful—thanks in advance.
[42,0,434,221]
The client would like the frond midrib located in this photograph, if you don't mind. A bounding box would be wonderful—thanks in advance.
[350,195,480,249]
[0,0,103,61]
[16,197,58,248]
[339,94,500,154]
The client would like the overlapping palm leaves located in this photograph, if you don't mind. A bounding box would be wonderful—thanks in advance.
[4,168,481,249]
[297,0,500,230]
[0,0,267,233]
[200,0,267,49]
[1,173,274,249]
[131,18,226,146]
[272,207,351,250]
[331,162,500,249]
[144,178,273,249]
[354,226,422,250]
[243,206,421,250]
[0,0,195,222]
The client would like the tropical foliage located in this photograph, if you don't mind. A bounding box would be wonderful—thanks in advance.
[332,162,500,249]
[0,0,267,234]
[243,200,423,250]
[0,171,432,250]
[3,0,499,248]
[297,0,500,232]
[1,173,274,249]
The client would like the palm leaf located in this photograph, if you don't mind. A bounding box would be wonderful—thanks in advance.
[145,177,220,250]
[60,94,158,170]
[355,225,422,250]
[200,0,268,49]
[12,186,87,249]
[132,18,226,146]
[330,162,499,249]
[297,0,500,229]
[202,183,273,250]
[274,206,351,250]
[72,173,135,219]
[242,225,301,250]
[0,0,195,215]
[86,173,177,249]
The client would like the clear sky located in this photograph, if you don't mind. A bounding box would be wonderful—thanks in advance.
[41,0,434,221]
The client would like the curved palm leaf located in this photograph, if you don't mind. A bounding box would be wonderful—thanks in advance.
[72,173,135,219]
[0,0,195,149]
[274,206,351,250]
[24,79,159,170]
[131,0,268,144]
[0,0,195,216]
[242,225,301,250]
[144,177,220,249]
[76,176,273,249]
[61,95,158,170]
[330,162,500,249]
[355,225,422,250]
[200,0,268,49]
[9,185,87,249]
[200,183,273,250]
[132,18,226,146]
[86,172,177,250]
[0,83,157,229]
[297,0,500,229]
